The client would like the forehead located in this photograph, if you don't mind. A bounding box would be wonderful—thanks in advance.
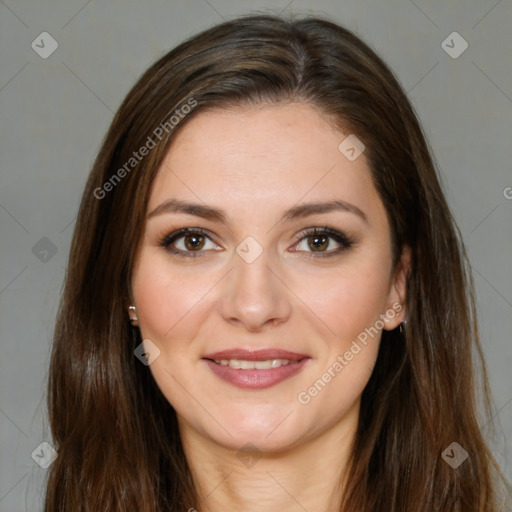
[148,103,383,224]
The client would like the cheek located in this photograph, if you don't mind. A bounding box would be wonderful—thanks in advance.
[294,271,386,426]
[289,257,391,343]
[133,271,177,338]
[132,250,210,341]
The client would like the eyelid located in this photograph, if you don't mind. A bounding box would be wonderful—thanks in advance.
[160,226,354,259]
[160,227,217,245]
[292,226,349,243]
[291,226,355,256]
[160,228,221,258]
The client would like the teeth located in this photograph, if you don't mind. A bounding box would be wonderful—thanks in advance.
[213,359,292,369]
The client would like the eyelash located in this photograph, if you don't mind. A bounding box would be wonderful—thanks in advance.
[159,227,355,259]
[292,227,354,259]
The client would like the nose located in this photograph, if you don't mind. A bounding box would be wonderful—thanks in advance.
[219,249,293,332]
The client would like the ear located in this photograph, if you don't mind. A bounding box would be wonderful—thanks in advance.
[383,245,411,331]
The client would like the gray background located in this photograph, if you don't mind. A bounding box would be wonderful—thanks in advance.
[1,0,511,510]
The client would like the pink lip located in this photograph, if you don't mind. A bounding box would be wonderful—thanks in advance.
[202,349,311,390]
[203,349,309,361]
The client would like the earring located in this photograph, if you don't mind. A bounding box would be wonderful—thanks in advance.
[399,319,408,334]
[128,305,138,326]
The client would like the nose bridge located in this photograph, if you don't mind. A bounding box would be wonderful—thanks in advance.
[219,238,292,330]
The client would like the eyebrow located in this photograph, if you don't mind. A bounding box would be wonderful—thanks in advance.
[147,198,368,225]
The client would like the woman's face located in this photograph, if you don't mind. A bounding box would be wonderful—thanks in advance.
[131,103,407,452]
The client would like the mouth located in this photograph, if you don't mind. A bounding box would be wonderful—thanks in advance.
[211,358,298,369]
[202,349,311,389]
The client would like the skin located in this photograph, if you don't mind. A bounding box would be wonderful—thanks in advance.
[131,102,410,512]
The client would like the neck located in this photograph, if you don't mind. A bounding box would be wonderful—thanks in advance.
[179,401,359,512]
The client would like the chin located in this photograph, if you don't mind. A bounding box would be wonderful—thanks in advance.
[206,410,306,453]
[217,431,302,455]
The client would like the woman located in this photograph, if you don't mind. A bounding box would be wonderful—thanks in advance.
[44,14,509,511]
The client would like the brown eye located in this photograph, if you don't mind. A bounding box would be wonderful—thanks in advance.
[184,233,205,251]
[292,227,355,258]
[307,234,329,252]
[160,228,220,258]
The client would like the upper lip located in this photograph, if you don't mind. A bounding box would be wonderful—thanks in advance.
[203,349,310,361]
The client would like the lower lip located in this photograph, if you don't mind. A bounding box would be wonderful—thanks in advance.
[204,359,310,389]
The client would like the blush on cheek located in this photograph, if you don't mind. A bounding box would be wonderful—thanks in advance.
[135,283,174,337]
[133,263,197,336]
[308,289,386,346]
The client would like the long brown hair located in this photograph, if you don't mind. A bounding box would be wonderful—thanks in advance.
[44,14,509,511]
